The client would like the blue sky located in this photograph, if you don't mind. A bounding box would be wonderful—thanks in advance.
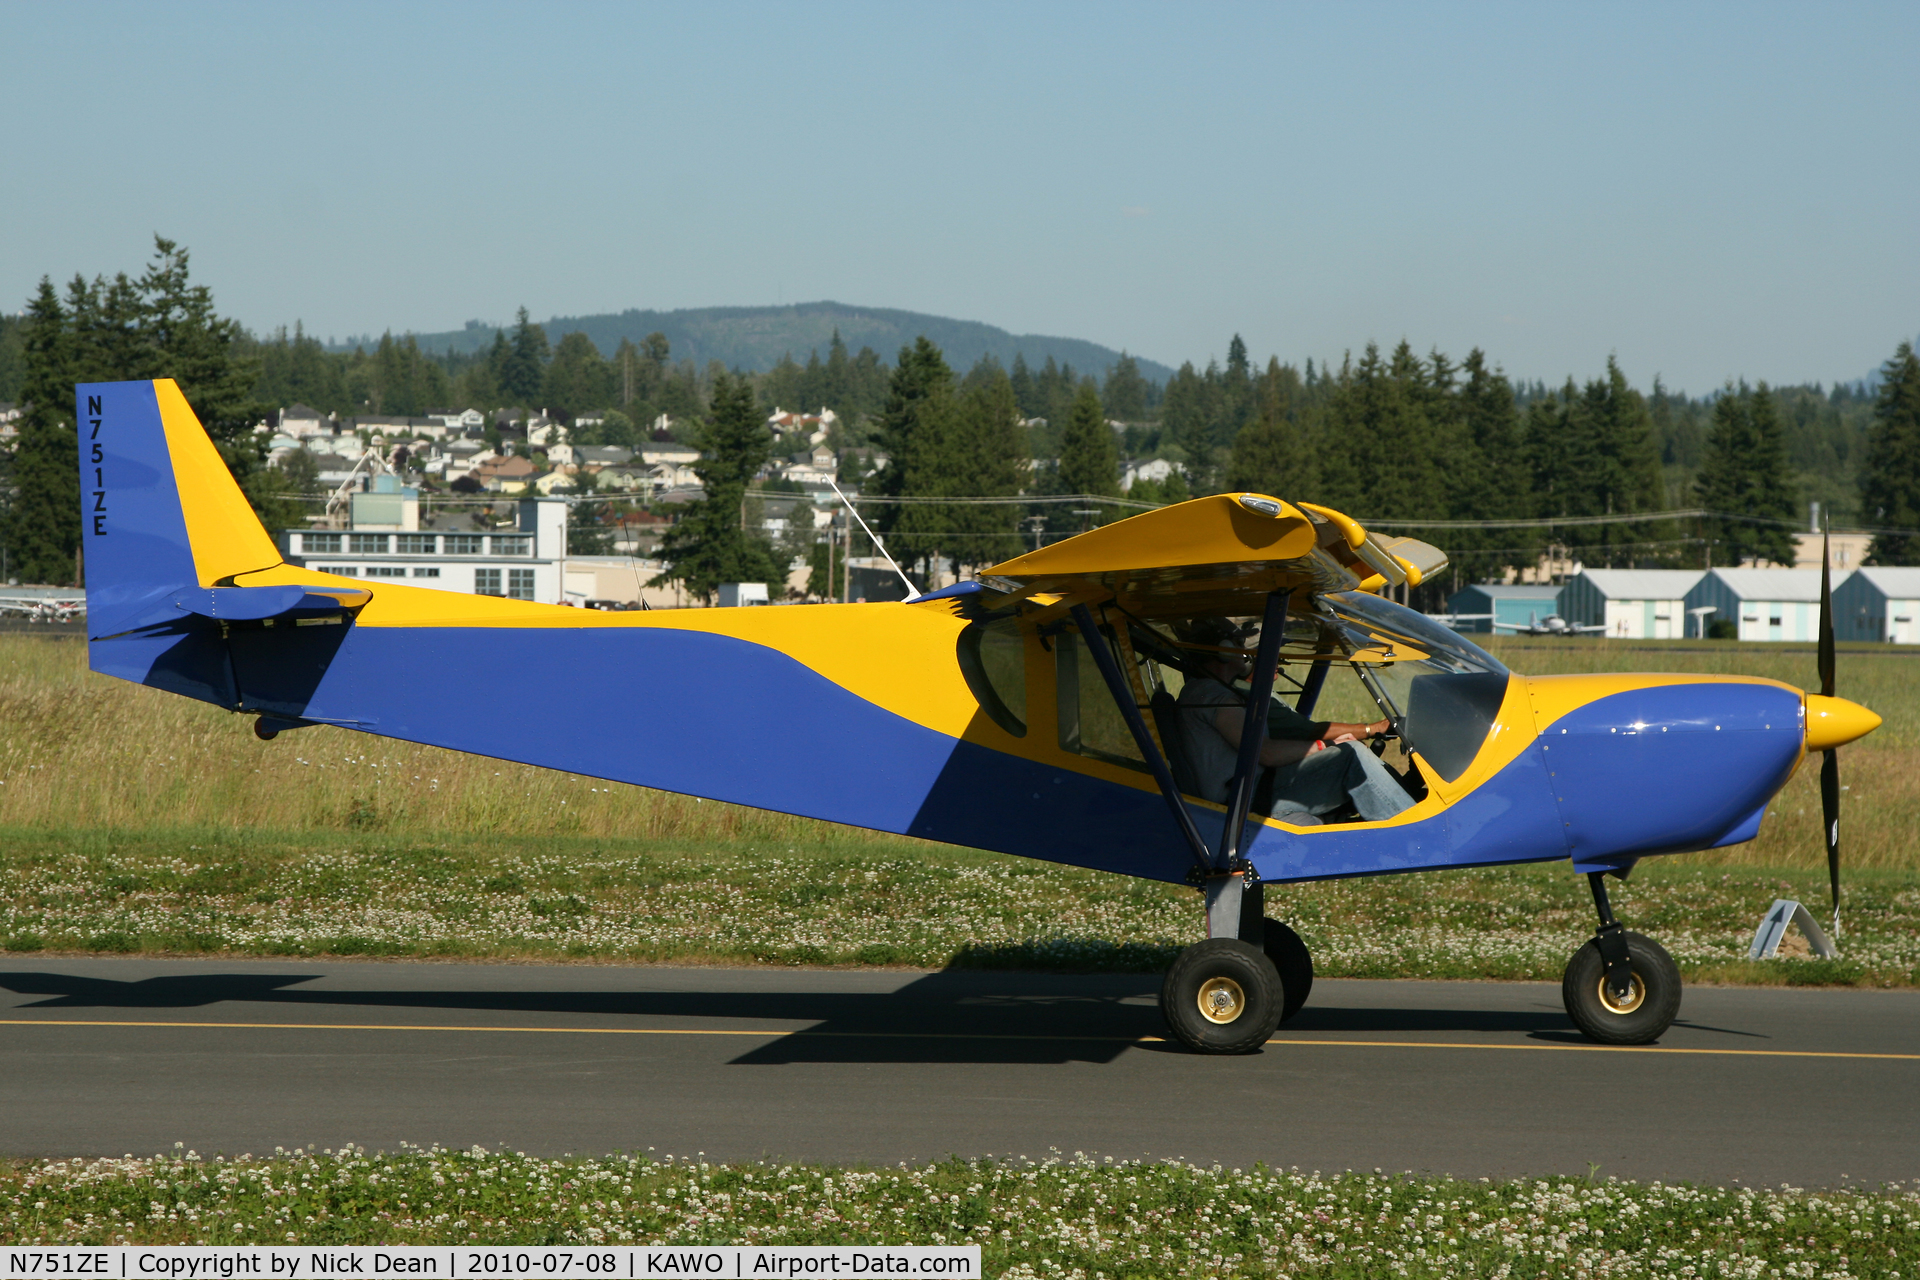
[4,0,1915,393]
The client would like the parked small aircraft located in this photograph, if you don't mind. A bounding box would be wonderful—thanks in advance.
[1493,611,1608,637]
[0,594,86,624]
[77,380,1882,1052]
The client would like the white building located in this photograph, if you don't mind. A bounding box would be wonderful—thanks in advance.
[279,496,569,604]
[1560,570,1706,639]
[1832,567,1920,643]
[1684,568,1846,643]
[1123,458,1181,492]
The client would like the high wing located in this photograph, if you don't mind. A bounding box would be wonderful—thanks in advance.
[974,494,1449,621]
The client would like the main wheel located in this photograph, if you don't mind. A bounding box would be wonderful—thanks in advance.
[1160,938,1283,1054]
[1261,918,1314,1023]
[1561,930,1682,1045]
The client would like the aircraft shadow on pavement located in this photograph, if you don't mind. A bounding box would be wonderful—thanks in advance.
[0,970,1162,1066]
[0,969,1728,1062]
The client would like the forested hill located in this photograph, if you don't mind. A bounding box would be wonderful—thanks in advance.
[335,302,1175,384]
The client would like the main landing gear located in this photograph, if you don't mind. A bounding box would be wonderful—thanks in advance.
[1562,870,1682,1045]
[1160,869,1316,1055]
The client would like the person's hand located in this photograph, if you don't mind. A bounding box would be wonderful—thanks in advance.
[1308,739,1327,753]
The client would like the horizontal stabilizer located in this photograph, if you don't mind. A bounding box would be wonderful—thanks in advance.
[169,585,371,621]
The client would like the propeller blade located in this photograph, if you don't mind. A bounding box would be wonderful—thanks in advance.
[1818,521,1835,699]
[1817,518,1839,937]
[1821,747,1841,939]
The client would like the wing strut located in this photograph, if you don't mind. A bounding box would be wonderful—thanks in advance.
[1219,589,1291,869]
[1069,603,1213,879]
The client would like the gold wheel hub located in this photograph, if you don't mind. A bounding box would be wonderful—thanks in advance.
[1597,971,1646,1015]
[1196,976,1247,1025]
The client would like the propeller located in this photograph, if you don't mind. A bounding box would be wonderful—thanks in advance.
[1818,522,1840,941]
[1798,522,1881,946]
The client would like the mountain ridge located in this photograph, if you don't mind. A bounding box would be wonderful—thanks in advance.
[333,301,1176,385]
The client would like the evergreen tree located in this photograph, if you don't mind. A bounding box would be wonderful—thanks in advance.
[1225,358,1314,499]
[0,311,24,403]
[543,330,611,422]
[1009,353,1039,418]
[1861,341,1920,564]
[875,337,959,574]
[1452,348,1535,575]
[1158,361,1219,489]
[502,307,549,404]
[950,362,1029,569]
[565,472,614,555]
[1102,352,1150,422]
[5,279,79,583]
[5,239,272,584]
[650,370,782,602]
[1695,383,1798,566]
[1056,381,1118,499]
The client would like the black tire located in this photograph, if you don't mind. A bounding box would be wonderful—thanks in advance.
[1261,918,1314,1023]
[1160,938,1283,1054]
[1561,931,1682,1045]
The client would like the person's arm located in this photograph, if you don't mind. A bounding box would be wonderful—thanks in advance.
[1213,708,1323,767]
[1321,718,1391,742]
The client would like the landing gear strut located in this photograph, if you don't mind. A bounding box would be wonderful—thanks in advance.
[1562,870,1681,1045]
[1158,869,1315,1053]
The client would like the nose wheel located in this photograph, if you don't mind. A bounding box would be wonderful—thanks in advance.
[1563,871,1681,1044]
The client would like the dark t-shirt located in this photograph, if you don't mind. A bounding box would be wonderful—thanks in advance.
[1266,696,1332,741]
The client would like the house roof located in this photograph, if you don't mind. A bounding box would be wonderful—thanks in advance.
[577,445,633,464]
[1454,583,1562,599]
[1702,568,1833,601]
[1570,569,1705,598]
[1844,567,1920,597]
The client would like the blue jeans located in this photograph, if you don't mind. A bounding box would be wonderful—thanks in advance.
[1271,742,1416,822]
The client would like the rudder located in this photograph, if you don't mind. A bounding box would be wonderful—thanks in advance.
[78,379,282,638]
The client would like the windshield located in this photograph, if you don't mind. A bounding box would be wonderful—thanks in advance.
[1321,592,1512,783]
[1321,591,1509,677]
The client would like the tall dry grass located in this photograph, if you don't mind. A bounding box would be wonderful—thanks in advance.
[0,633,1911,869]
[0,635,888,847]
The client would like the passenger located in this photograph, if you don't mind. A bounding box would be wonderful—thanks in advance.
[1176,617,1416,824]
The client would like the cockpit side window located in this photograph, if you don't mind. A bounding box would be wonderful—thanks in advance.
[957,618,1027,737]
[1054,626,1149,771]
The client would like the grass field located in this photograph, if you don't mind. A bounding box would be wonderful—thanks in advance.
[3,1146,1915,1276]
[1,632,1914,985]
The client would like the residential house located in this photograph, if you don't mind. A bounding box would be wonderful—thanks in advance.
[277,404,331,438]
[472,453,540,492]
[1123,458,1180,492]
[1832,567,1920,643]
[575,445,634,469]
[639,446,702,492]
[428,408,486,435]
[1684,568,1846,642]
[1560,570,1707,639]
[766,407,839,441]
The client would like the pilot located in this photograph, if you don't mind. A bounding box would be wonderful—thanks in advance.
[1176,616,1416,824]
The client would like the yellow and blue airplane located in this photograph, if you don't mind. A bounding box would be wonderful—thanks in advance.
[77,379,1883,1054]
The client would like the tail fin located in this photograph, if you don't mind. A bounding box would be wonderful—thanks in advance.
[79,379,282,637]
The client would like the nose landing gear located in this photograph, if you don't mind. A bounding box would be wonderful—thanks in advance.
[1562,870,1681,1044]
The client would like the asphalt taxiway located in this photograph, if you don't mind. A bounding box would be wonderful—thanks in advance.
[2,959,1914,1187]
